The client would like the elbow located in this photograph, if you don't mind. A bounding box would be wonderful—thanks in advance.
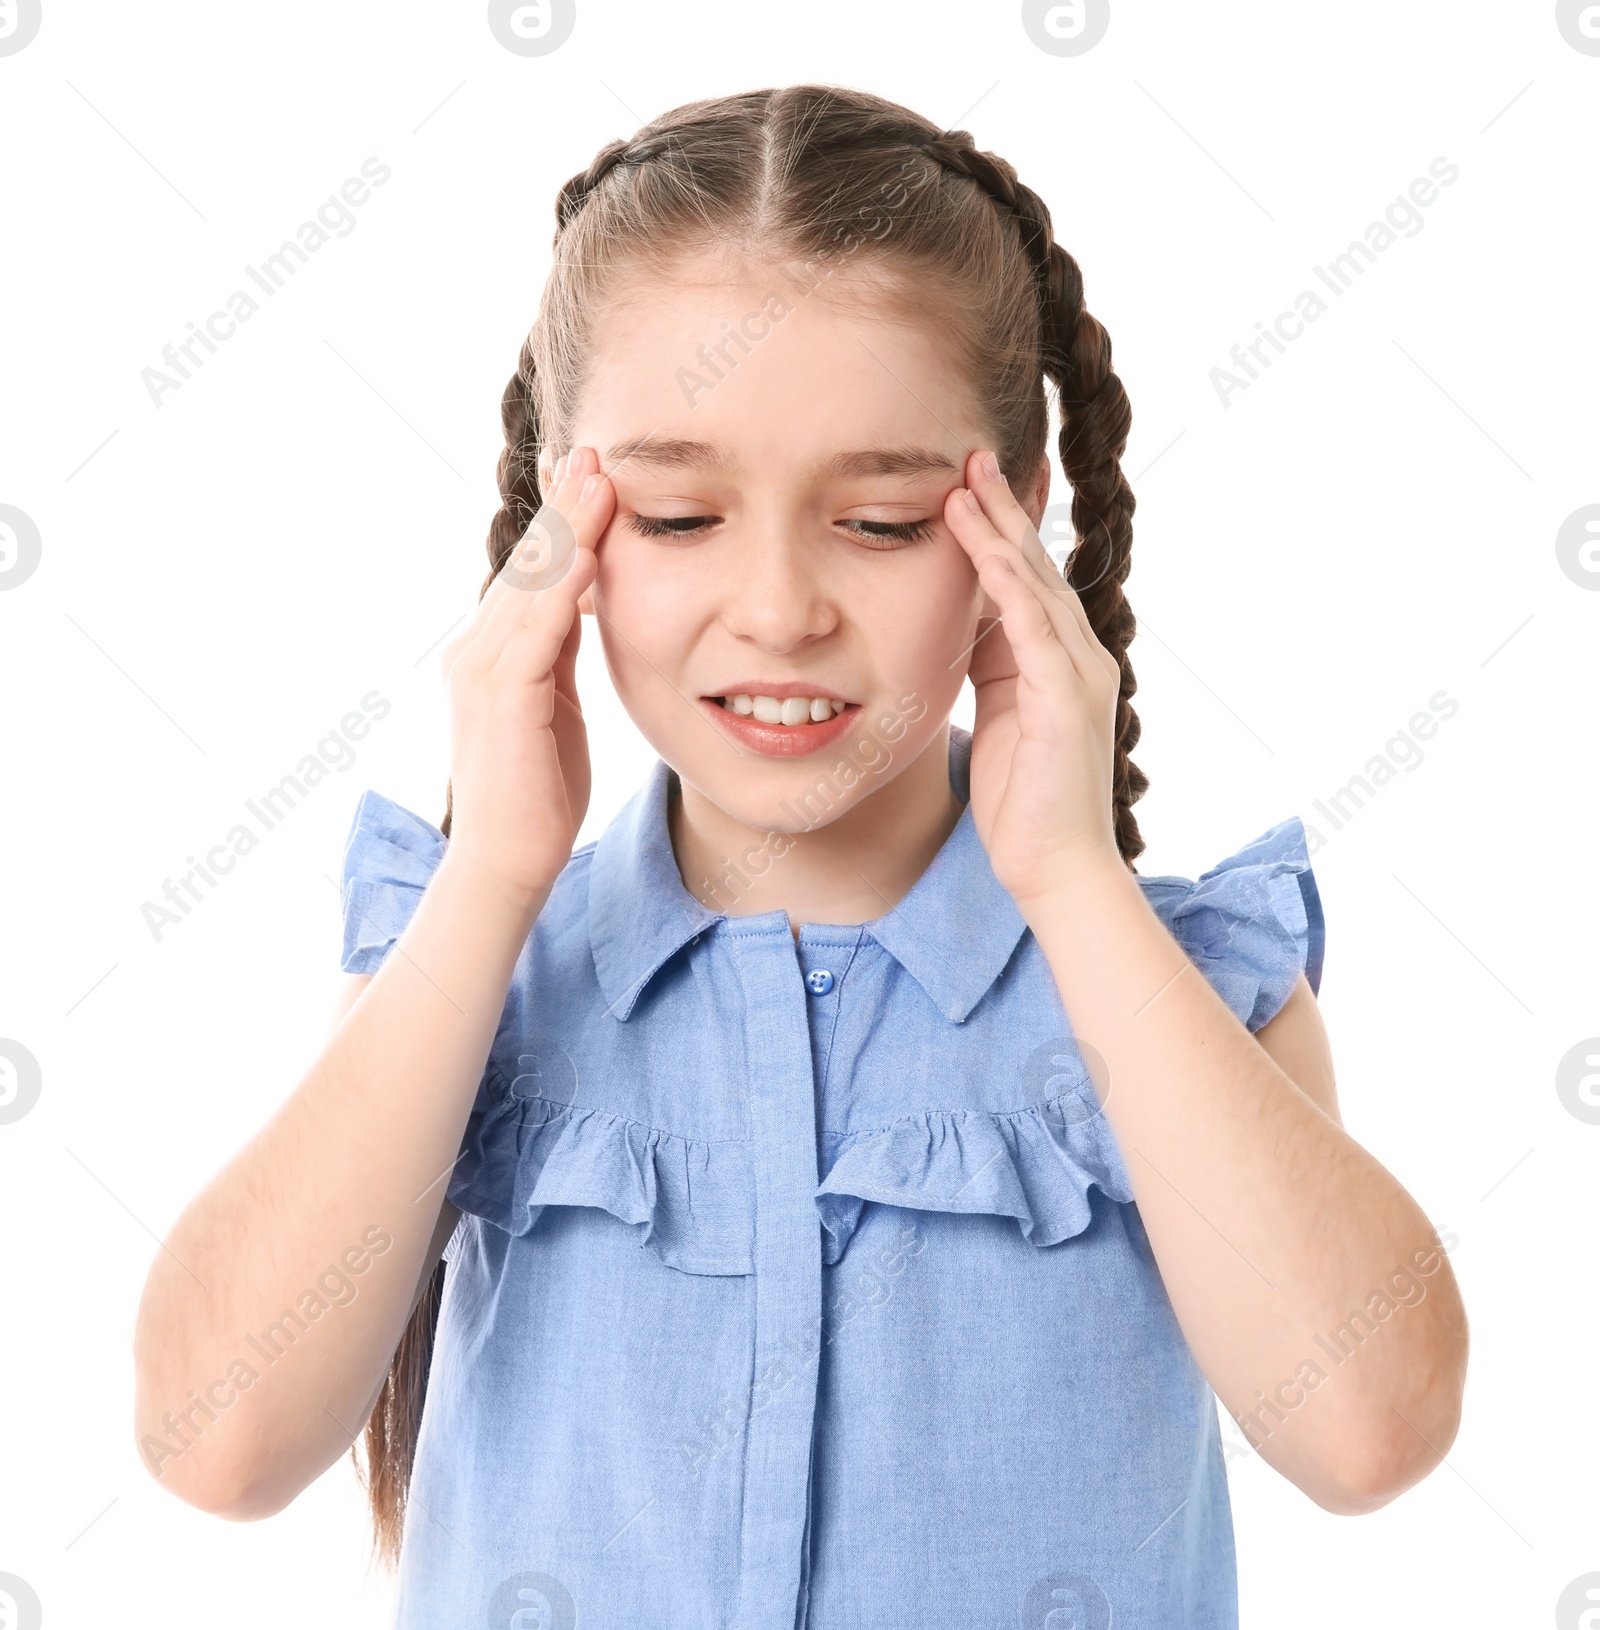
[137,1442,297,1523]
[1305,1384,1465,1517]
[133,1404,294,1523]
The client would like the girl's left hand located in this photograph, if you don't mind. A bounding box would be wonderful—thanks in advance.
[944,448,1125,910]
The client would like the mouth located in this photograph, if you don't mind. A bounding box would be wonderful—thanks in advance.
[715,691,851,724]
[700,688,862,757]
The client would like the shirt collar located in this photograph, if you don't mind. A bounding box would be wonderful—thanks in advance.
[587,725,1029,1024]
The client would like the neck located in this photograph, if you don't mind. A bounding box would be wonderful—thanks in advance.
[667,722,965,941]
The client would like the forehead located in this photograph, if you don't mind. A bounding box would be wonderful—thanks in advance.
[573,252,984,476]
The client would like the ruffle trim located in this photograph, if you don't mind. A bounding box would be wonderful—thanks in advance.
[447,1083,756,1277]
[338,790,447,974]
[814,1065,1128,1267]
[446,1057,1126,1274]
[1140,815,1324,1031]
[347,800,1322,1275]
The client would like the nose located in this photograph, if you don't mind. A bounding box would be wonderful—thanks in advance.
[718,515,839,653]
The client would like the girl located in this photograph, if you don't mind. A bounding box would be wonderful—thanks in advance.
[133,85,1468,1629]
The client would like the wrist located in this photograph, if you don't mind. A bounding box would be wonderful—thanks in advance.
[1007,844,1140,929]
[433,846,552,930]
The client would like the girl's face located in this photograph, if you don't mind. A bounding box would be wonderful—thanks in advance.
[564,251,1045,834]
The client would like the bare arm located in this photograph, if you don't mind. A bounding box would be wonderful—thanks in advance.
[131,860,545,1519]
[1027,876,1468,1516]
[944,444,1468,1518]
[132,449,612,1520]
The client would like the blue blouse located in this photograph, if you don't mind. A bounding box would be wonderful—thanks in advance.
[339,727,1324,1630]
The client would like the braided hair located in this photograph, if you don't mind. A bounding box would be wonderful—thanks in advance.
[358,85,1147,1567]
[911,128,1146,862]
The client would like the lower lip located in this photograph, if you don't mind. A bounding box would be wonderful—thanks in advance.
[700,698,863,757]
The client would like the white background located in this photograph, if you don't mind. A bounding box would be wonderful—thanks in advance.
[1,2,1595,1626]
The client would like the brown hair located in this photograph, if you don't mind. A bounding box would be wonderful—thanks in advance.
[352,82,1147,1567]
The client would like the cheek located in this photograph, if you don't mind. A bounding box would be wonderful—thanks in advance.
[590,537,697,677]
[863,553,981,678]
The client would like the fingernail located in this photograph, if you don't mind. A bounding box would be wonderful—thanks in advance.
[961,488,982,512]
[981,451,1001,481]
[555,453,569,483]
[580,474,597,500]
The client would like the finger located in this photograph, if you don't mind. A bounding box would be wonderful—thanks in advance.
[972,549,1076,693]
[442,463,603,691]
[967,449,1113,661]
[489,546,598,687]
[962,449,1063,586]
[945,479,1088,666]
[965,448,1101,658]
[477,450,612,645]
[551,579,585,703]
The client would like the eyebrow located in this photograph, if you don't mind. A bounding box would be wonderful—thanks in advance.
[602,435,961,482]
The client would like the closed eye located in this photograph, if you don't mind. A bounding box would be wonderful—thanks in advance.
[626,515,935,548]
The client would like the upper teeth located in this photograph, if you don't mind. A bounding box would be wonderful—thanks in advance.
[722,694,848,725]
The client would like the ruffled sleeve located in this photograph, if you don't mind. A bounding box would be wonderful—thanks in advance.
[1138,815,1324,1032]
[338,789,447,974]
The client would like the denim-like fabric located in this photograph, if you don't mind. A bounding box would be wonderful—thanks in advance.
[339,728,1323,1630]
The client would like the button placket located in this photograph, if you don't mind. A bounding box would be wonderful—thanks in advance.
[723,928,825,1630]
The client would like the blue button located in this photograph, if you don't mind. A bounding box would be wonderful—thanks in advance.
[806,968,835,996]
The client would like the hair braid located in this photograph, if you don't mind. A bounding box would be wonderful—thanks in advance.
[919,129,1147,865]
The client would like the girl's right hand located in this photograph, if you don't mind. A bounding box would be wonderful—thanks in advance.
[439,446,615,904]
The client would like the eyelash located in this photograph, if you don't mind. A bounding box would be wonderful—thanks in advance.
[625,515,935,548]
